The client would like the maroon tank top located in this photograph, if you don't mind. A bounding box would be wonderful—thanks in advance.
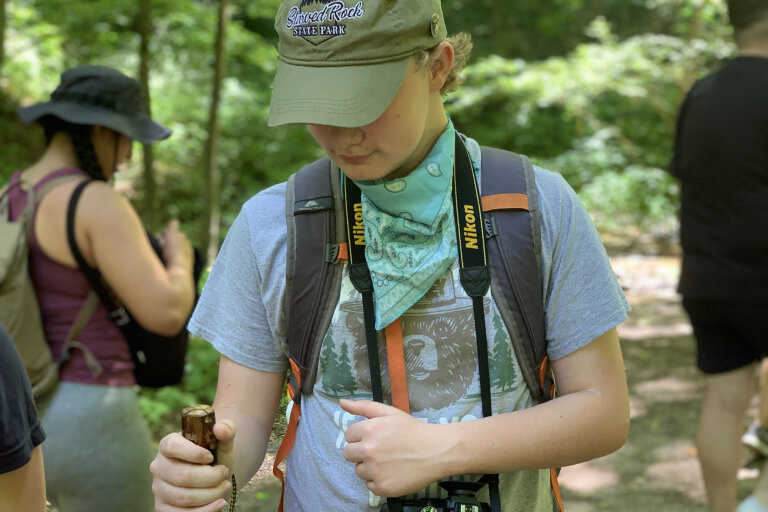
[9,169,135,386]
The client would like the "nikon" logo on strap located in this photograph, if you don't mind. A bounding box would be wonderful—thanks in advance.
[463,205,478,250]
[352,202,365,246]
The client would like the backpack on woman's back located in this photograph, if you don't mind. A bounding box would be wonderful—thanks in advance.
[0,176,75,397]
[0,175,203,395]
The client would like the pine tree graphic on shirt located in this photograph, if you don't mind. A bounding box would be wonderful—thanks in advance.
[336,341,356,394]
[320,326,356,397]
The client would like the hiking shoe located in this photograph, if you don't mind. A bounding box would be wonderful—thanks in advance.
[737,496,768,512]
[743,422,768,458]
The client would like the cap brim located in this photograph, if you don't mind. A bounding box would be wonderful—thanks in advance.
[17,102,172,145]
[268,57,410,128]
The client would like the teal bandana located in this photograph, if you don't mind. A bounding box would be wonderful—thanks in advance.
[354,120,458,329]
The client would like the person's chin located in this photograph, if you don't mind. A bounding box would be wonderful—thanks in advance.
[337,161,391,182]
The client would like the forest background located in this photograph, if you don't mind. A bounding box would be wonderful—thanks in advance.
[0,0,733,437]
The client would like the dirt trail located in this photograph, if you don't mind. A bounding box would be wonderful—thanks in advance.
[560,254,707,511]
[239,254,761,511]
[562,254,761,511]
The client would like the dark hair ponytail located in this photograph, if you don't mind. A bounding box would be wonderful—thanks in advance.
[38,115,106,181]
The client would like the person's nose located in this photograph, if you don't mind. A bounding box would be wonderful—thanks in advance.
[332,126,365,147]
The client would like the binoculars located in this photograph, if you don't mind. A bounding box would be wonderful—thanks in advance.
[381,481,491,512]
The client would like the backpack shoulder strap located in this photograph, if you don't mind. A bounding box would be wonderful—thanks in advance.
[284,156,346,394]
[65,180,131,322]
[480,146,549,402]
[2,173,84,226]
[276,157,345,511]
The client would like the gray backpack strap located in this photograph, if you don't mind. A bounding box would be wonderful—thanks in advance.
[480,147,549,402]
[285,157,346,394]
[3,174,83,228]
[58,291,103,378]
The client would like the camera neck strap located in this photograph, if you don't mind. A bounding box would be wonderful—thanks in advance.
[343,134,501,512]
[451,134,501,512]
[344,177,385,404]
[343,175,413,413]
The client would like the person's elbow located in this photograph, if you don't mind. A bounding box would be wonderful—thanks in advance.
[133,290,195,336]
[603,409,630,457]
[149,303,193,336]
[594,385,630,457]
[146,308,189,336]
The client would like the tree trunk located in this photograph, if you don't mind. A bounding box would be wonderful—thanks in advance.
[202,0,229,262]
[1,0,6,72]
[678,2,707,99]
[138,0,157,230]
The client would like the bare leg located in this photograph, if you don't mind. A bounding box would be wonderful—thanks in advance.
[758,359,768,428]
[698,363,758,512]
[747,360,768,507]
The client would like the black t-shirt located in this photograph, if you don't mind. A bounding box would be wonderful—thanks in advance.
[670,56,768,302]
[0,324,46,473]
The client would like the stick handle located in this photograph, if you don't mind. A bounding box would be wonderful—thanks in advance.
[181,404,217,465]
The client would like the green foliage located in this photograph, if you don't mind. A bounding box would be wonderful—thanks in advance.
[448,14,733,239]
[443,0,729,60]
[0,93,43,173]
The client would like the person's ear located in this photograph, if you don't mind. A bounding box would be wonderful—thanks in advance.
[429,41,454,93]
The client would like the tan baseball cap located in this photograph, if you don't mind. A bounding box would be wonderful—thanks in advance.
[268,0,447,128]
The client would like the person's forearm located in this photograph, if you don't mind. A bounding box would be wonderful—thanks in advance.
[434,386,629,478]
[150,262,195,334]
[213,403,273,488]
[160,222,195,326]
[212,359,285,490]
[167,264,195,310]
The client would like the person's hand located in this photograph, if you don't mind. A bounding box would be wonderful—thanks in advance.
[340,399,447,497]
[158,219,193,270]
[150,420,236,511]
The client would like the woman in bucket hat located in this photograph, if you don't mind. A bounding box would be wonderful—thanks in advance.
[8,65,196,512]
[151,1,631,511]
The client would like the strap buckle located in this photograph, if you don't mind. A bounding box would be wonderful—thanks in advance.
[326,244,341,264]
[483,217,498,238]
[109,307,131,327]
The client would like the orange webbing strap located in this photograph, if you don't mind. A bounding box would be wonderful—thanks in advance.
[538,355,556,401]
[385,318,410,414]
[274,359,304,512]
[538,355,564,511]
[480,193,529,212]
[274,400,300,512]
[551,468,565,511]
[337,242,349,262]
[287,358,303,397]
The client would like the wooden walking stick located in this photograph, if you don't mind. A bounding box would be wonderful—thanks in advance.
[182,405,237,511]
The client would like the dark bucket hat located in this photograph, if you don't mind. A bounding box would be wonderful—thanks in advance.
[17,65,171,144]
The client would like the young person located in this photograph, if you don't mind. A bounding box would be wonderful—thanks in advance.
[11,65,196,512]
[150,2,630,511]
[669,1,768,511]
[0,324,47,512]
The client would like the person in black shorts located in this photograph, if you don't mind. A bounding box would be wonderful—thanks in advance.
[0,324,47,511]
[669,1,768,510]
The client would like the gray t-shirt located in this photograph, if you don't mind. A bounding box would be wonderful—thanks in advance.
[189,138,629,511]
